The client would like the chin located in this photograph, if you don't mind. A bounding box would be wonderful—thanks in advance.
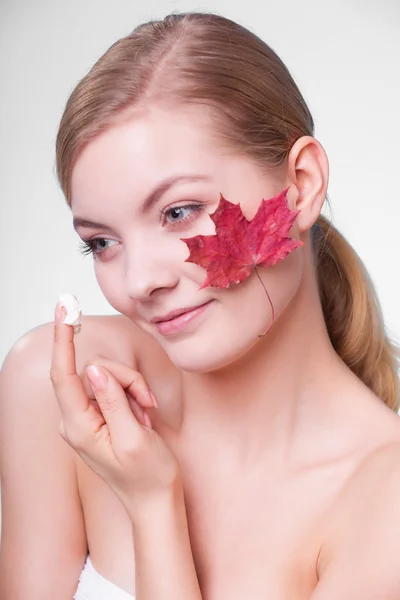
[158,327,264,374]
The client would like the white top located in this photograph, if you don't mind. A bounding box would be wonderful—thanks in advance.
[74,555,135,599]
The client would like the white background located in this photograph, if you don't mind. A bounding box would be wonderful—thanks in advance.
[0,0,399,532]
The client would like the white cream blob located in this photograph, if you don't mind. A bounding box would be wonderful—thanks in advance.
[58,293,82,334]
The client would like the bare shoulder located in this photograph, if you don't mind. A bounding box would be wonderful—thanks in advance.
[73,313,164,364]
[4,313,159,371]
[0,313,163,442]
[0,317,129,594]
[317,439,400,595]
[75,314,177,386]
[337,439,400,516]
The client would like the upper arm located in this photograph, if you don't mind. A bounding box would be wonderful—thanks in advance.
[311,443,400,599]
[0,323,88,599]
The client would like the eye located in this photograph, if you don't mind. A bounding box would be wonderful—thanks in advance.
[78,238,118,258]
[77,203,205,258]
[161,204,203,227]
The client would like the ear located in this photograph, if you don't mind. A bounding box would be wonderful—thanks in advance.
[285,136,329,233]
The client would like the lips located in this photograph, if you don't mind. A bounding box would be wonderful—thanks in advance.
[150,300,214,336]
[150,302,210,323]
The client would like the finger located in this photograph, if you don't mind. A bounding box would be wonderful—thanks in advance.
[127,392,148,428]
[80,370,96,401]
[82,355,157,410]
[51,302,105,443]
[80,374,149,428]
[51,302,91,420]
[86,365,149,448]
[52,302,77,378]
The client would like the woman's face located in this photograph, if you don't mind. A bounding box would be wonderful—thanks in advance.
[71,105,304,372]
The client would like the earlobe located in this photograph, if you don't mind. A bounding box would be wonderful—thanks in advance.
[286,136,329,233]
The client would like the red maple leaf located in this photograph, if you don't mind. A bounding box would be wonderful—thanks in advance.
[180,186,303,290]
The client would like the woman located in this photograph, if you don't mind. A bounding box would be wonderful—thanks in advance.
[1,11,400,600]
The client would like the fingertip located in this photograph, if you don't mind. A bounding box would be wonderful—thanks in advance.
[149,390,158,408]
[55,302,66,325]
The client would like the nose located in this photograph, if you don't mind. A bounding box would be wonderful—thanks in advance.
[124,240,179,301]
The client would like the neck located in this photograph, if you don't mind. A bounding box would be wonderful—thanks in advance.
[177,267,351,473]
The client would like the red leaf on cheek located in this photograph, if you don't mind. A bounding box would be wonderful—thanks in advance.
[180,186,303,290]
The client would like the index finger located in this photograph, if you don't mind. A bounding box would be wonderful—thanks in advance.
[51,301,89,419]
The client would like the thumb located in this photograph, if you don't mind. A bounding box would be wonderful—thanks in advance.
[86,365,149,449]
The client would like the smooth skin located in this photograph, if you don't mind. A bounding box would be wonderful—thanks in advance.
[2,314,400,599]
[1,104,400,599]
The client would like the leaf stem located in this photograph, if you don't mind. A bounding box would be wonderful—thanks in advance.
[254,266,275,337]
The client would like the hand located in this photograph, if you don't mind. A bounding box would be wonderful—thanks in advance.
[50,302,181,510]
[78,354,154,430]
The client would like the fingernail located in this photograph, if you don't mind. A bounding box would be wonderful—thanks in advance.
[149,390,158,408]
[87,365,108,389]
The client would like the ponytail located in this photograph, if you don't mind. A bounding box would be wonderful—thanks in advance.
[313,216,399,411]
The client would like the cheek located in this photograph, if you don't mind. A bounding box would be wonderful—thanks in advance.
[217,253,303,352]
[224,249,303,329]
[93,264,134,316]
[161,254,304,373]
[261,251,304,317]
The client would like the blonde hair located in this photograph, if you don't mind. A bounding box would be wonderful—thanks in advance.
[55,12,399,410]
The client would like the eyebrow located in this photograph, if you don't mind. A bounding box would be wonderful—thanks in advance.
[72,174,211,231]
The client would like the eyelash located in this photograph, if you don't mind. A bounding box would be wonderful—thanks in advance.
[78,203,204,258]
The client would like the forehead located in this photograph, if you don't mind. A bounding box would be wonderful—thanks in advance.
[70,105,229,209]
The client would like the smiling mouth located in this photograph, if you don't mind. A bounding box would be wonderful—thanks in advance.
[152,300,214,336]
[151,301,211,323]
